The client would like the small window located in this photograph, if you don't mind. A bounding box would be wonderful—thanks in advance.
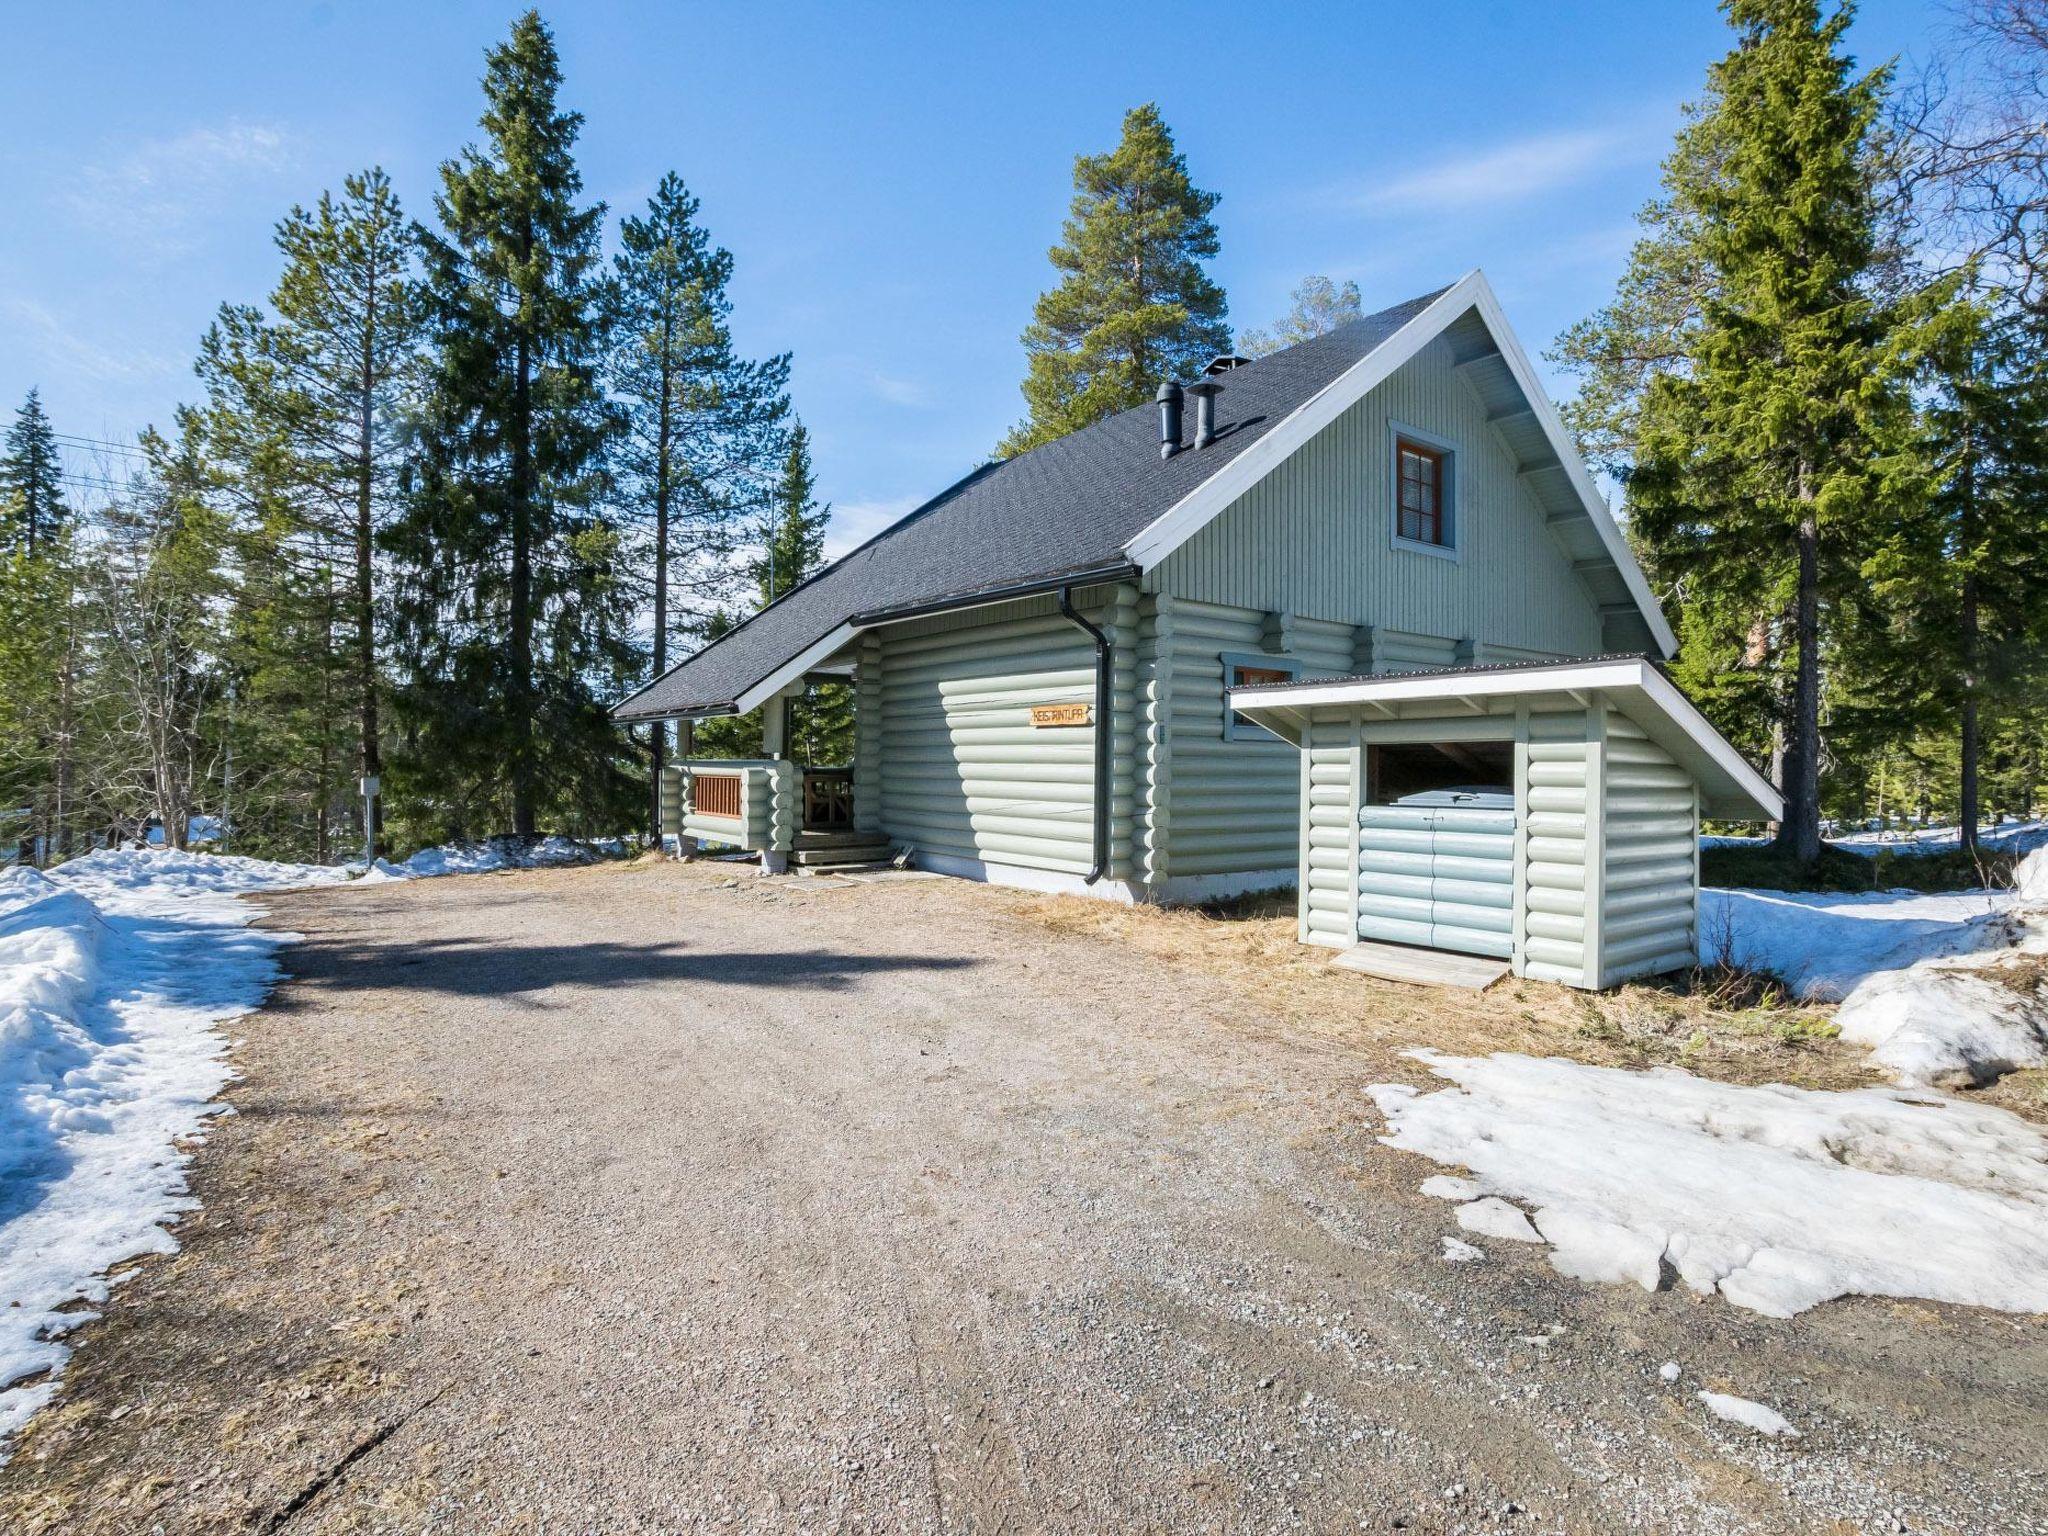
[1368,740,1513,805]
[1389,424,1457,558]
[1396,439,1447,546]
[1222,652,1301,741]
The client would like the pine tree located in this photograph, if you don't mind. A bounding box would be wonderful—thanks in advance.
[1239,276,1364,357]
[999,104,1229,456]
[196,168,418,856]
[606,171,789,834]
[0,390,68,557]
[1603,0,1917,865]
[387,10,635,843]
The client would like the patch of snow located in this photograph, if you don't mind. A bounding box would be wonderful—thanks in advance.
[1697,1391,1801,1438]
[1659,1361,1682,1384]
[1833,846,2048,1088]
[1455,1196,1543,1244]
[1419,1173,1481,1201]
[1832,818,2048,861]
[1371,1050,2048,1318]
[0,850,348,1449]
[1699,885,2017,1000]
[1440,1236,1485,1263]
[1702,820,2048,861]
[378,835,602,880]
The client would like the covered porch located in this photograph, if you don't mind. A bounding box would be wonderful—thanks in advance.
[656,677,889,872]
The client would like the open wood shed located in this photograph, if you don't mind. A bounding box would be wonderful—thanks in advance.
[1228,656,1782,990]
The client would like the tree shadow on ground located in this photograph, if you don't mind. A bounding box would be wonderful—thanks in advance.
[267,927,976,1010]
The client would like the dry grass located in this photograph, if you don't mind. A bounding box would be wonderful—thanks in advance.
[1010,887,1889,1096]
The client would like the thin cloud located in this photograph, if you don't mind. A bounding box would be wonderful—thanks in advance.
[0,297,182,386]
[1350,127,1642,213]
[823,495,922,558]
[67,119,298,257]
[871,372,931,408]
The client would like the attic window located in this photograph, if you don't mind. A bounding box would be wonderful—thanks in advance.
[1390,425,1457,558]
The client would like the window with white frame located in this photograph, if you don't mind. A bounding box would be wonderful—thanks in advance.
[1222,652,1302,741]
[1390,424,1457,557]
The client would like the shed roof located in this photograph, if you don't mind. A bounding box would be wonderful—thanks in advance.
[1229,655,1782,821]
[615,270,1674,723]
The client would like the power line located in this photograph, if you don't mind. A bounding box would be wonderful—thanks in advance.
[52,432,149,460]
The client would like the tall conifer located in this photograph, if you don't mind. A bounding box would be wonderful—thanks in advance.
[606,172,788,833]
[197,168,418,855]
[1618,0,1915,865]
[0,390,67,557]
[1001,104,1229,456]
[388,10,633,840]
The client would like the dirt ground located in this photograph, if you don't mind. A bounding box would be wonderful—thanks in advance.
[3,858,2045,1534]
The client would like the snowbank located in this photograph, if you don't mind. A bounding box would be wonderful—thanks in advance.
[0,834,635,1448]
[358,834,603,881]
[0,850,350,1447]
[1698,885,2017,1000]
[1370,1050,2048,1318]
[1831,846,2048,1087]
[1703,819,2048,860]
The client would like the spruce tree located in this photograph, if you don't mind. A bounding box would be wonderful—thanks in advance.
[606,171,789,834]
[1239,276,1364,357]
[388,10,634,842]
[694,423,846,764]
[1,390,67,557]
[1856,296,2048,853]
[752,420,828,605]
[1608,0,1915,865]
[1000,104,1229,456]
[197,168,418,855]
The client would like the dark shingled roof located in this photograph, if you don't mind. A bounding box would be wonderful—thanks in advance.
[614,286,1451,721]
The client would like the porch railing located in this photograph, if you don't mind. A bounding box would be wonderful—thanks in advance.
[662,760,797,852]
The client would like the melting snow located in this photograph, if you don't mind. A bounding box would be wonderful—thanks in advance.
[0,836,625,1451]
[0,851,349,1444]
[1369,1050,2048,1318]
[1698,1391,1801,1438]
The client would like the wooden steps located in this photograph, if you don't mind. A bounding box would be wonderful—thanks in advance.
[791,835,895,868]
[1331,941,1510,991]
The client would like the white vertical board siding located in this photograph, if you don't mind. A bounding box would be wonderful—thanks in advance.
[1596,709,1698,984]
[1521,707,1594,986]
[869,585,1136,879]
[1160,599,1352,878]
[1148,337,1605,658]
[1303,709,1357,946]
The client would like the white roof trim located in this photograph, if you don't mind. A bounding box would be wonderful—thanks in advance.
[1231,657,1781,821]
[1123,269,1679,658]
[731,621,862,715]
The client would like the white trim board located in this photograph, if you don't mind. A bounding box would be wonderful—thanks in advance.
[1230,656,1781,822]
[1121,269,1679,658]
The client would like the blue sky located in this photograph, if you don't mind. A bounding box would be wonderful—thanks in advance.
[2,0,1942,551]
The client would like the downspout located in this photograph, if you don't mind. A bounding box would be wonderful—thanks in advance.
[1057,586,1112,886]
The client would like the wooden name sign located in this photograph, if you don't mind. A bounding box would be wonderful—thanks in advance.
[1030,703,1092,728]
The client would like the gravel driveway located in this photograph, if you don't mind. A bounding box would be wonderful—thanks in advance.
[3,859,2044,1533]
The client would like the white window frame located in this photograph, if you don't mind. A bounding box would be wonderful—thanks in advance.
[1221,652,1303,741]
[1388,420,1459,562]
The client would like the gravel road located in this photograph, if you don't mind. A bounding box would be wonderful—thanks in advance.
[2,859,2043,1534]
